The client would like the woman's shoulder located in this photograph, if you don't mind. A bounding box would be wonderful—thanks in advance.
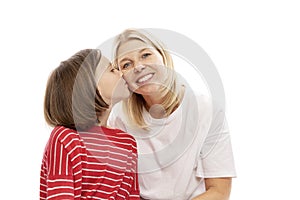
[182,86,213,111]
[110,101,125,115]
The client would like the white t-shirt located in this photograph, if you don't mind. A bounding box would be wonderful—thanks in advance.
[108,85,236,200]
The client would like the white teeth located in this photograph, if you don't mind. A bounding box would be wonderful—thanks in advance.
[137,74,153,83]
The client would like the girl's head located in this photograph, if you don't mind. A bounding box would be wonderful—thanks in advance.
[113,29,181,128]
[44,49,129,130]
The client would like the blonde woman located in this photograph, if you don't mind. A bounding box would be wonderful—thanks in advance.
[108,29,236,200]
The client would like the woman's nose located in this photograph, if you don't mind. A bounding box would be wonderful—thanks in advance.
[134,64,146,73]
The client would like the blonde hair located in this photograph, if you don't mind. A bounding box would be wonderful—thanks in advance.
[113,29,181,128]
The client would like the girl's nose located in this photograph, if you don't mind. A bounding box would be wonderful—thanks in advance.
[134,64,146,73]
[117,69,123,77]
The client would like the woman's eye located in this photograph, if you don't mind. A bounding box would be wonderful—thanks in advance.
[122,62,131,69]
[142,53,151,59]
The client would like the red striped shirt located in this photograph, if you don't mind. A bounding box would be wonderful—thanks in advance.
[40,126,139,199]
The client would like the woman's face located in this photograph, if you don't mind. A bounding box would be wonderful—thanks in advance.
[117,39,168,95]
[96,57,130,104]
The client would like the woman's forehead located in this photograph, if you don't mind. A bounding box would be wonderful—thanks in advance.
[117,39,154,58]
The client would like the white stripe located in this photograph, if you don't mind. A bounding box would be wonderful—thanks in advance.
[130,194,140,197]
[65,137,80,148]
[82,175,123,182]
[47,186,73,191]
[81,160,127,171]
[71,153,86,162]
[116,193,126,199]
[81,136,133,148]
[66,153,69,175]
[119,187,130,196]
[82,168,124,176]
[87,154,128,164]
[74,186,82,190]
[47,179,73,183]
[72,160,82,170]
[123,175,134,181]
[53,127,68,174]
[81,131,136,143]
[47,193,74,199]
[49,126,64,174]
[40,183,47,187]
[68,144,85,155]
[62,132,77,143]
[81,189,115,195]
[74,170,81,176]
[81,182,120,189]
[74,178,82,183]
[121,181,131,188]
[86,196,109,200]
[86,148,128,158]
[59,144,63,174]
[84,142,132,153]
[40,190,47,194]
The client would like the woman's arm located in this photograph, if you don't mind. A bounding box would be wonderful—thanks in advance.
[192,178,232,200]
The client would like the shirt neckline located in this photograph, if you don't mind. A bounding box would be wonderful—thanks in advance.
[142,85,187,126]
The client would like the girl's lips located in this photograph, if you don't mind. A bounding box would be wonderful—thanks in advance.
[136,73,154,84]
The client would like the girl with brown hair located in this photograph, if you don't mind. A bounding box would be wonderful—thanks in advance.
[40,49,139,199]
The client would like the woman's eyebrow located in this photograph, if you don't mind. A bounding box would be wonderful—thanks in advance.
[138,48,148,53]
[119,57,130,63]
[119,48,150,63]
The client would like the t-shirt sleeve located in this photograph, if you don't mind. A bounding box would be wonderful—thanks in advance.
[129,145,140,199]
[196,107,237,178]
[43,128,75,199]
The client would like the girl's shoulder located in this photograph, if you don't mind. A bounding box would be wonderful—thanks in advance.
[49,126,81,147]
[88,126,137,148]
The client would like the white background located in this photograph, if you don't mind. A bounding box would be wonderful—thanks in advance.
[1,0,299,199]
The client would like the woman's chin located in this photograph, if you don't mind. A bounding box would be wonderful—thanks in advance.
[133,84,161,96]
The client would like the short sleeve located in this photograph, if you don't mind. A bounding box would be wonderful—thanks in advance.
[45,136,75,199]
[40,127,81,199]
[196,108,236,178]
[129,148,140,199]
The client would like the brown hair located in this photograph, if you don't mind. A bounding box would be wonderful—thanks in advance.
[44,49,109,131]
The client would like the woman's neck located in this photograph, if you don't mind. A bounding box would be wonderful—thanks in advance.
[142,85,185,119]
[143,94,163,107]
[142,94,165,119]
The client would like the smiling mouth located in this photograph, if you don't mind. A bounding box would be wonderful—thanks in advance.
[136,73,154,84]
